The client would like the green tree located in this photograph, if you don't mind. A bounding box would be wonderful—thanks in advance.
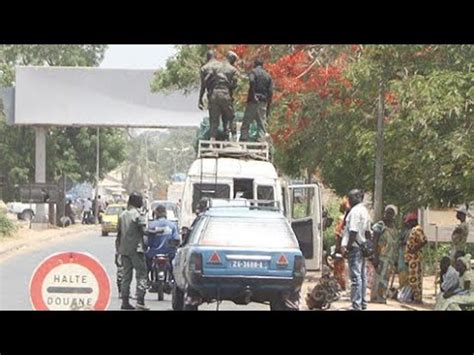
[150,45,208,94]
[149,44,474,212]
[122,128,197,198]
[319,45,474,210]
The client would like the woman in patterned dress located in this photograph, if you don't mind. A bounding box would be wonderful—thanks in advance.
[404,212,428,304]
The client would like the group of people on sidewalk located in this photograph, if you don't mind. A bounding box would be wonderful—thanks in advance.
[435,252,474,310]
[319,189,470,310]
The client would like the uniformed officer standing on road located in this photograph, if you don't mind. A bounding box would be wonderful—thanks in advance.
[116,192,150,310]
[240,58,273,142]
[208,51,239,141]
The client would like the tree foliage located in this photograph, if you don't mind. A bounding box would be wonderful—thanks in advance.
[151,44,474,211]
[122,128,197,197]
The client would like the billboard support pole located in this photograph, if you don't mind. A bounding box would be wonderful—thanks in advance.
[95,127,100,224]
[34,126,47,224]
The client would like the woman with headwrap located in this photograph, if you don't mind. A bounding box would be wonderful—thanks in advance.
[404,212,428,304]
[434,256,461,309]
[435,254,474,310]
[396,213,413,290]
[370,205,399,303]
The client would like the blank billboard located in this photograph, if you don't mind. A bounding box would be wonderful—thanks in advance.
[14,66,203,128]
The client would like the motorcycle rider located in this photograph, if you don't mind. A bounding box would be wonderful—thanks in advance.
[145,205,180,291]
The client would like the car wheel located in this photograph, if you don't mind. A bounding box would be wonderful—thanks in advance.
[101,231,108,237]
[171,285,184,311]
[270,292,300,311]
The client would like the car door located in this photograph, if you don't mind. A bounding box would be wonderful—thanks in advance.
[175,216,206,288]
[287,184,322,271]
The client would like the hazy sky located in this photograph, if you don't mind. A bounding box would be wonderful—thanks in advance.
[100,45,177,69]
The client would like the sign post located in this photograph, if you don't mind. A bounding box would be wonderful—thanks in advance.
[29,252,111,311]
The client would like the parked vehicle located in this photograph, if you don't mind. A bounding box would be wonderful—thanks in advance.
[172,200,306,311]
[7,202,49,221]
[101,204,126,236]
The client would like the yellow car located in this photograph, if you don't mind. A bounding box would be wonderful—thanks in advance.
[101,204,126,236]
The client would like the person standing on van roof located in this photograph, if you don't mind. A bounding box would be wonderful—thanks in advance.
[198,50,221,141]
[207,51,239,141]
[198,50,221,110]
[240,58,273,142]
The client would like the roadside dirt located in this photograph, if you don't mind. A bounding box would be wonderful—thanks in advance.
[0,221,99,263]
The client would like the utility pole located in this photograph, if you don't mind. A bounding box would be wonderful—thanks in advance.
[373,75,385,221]
[94,127,100,224]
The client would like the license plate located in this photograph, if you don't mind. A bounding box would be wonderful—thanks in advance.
[230,260,266,269]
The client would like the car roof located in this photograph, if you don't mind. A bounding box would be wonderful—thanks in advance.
[204,207,284,219]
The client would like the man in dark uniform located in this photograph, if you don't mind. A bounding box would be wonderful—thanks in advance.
[208,51,239,141]
[198,50,221,141]
[116,192,150,310]
[240,58,273,142]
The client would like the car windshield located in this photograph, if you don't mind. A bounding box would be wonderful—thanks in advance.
[199,217,298,248]
[106,206,123,215]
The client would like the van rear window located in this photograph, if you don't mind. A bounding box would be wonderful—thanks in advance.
[192,183,230,211]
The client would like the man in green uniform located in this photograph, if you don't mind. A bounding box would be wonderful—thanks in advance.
[198,50,221,111]
[451,206,470,261]
[240,58,273,142]
[116,192,150,310]
[208,51,239,141]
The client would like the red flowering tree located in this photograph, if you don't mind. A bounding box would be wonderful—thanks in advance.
[151,44,474,210]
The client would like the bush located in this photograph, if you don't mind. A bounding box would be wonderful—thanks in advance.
[0,212,17,237]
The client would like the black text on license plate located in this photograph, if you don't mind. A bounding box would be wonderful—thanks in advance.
[230,260,265,269]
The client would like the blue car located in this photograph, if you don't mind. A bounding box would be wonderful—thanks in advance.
[172,205,306,310]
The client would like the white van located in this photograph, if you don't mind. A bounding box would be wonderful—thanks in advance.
[179,141,323,271]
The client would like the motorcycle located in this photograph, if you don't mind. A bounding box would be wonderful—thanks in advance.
[150,254,174,301]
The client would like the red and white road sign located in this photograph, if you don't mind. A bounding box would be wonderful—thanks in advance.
[29,252,111,311]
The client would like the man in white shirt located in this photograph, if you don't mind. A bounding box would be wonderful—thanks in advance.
[82,198,93,224]
[341,189,372,310]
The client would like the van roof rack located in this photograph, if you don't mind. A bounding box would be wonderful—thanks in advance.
[197,140,269,161]
[208,198,281,211]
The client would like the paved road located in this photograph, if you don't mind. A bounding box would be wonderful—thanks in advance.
[0,228,269,311]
